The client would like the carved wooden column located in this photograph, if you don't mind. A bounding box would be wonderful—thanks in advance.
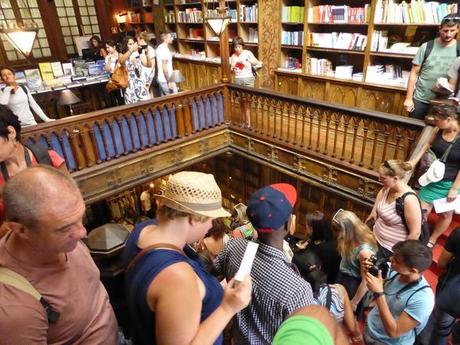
[80,125,97,167]
[69,128,87,170]
[219,0,231,83]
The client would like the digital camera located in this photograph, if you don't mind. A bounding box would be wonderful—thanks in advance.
[367,255,389,279]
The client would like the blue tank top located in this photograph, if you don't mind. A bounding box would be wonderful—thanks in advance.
[123,220,224,345]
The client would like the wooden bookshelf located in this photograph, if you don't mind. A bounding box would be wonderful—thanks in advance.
[126,0,156,35]
[158,0,259,61]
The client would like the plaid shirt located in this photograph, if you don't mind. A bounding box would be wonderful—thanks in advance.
[214,238,315,345]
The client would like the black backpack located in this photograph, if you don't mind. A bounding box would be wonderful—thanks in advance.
[0,143,52,181]
[395,192,430,245]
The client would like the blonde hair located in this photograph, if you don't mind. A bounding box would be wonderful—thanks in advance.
[157,205,210,223]
[333,210,377,258]
[381,159,412,179]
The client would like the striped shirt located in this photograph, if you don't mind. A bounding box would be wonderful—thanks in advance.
[374,188,408,251]
[316,284,344,323]
[214,238,315,345]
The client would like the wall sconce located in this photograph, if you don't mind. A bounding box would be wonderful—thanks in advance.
[116,12,128,24]
[0,23,38,59]
[58,89,81,116]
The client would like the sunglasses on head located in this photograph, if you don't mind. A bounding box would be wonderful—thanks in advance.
[332,208,345,225]
[383,160,395,174]
[441,16,460,25]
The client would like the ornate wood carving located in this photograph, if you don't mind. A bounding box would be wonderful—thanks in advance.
[258,0,281,89]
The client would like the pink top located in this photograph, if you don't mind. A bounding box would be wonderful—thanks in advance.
[0,234,118,344]
[373,188,408,251]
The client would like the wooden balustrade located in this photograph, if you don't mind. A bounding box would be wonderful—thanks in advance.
[21,85,226,173]
[228,85,426,174]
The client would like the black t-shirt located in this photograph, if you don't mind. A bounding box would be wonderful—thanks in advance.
[431,132,460,181]
[444,227,460,277]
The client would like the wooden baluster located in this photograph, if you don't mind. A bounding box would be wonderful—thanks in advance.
[97,121,111,161]
[135,111,147,148]
[315,110,323,152]
[300,106,307,148]
[261,97,269,135]
[166,103,177,138]
[369,122,381,170]
[159,106,169,142]
[359,118,370,167]
[286,103,293,143]
[144,108,155,146]
[80,124,97,167]
[308,108,314,149]
[175,102,186,137]
[184,98,194,135]
[87,122,102,164]
[349,117,360,164]
[69,127,87,169]
[279,101,285,141]
[208,94,215,128]
[340,115,350,161]
[273,100,279,139]
[323,111,331,155]
[393,126,403,159]
[331,112,340,158]
[114,116,129,155]
[380,124,391,162]
[254,95,260,133]
[267,99,273,137]
[405,129,418,159]
[240,93,248,128]
[292,104,298,146]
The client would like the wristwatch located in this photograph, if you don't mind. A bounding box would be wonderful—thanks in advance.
[373,291,385,299]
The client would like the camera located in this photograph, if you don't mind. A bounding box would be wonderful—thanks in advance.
[367,255,389,279]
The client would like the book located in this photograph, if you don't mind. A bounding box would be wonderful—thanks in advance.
[24,69,44,91]
[62,63,74,76]
[38,62,54,81]
[51,62,64,78]
[14,71,27,85]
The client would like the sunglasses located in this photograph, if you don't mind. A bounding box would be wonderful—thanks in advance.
[383,160,395,175]
[332,208,345,224]
[441,17,460,25]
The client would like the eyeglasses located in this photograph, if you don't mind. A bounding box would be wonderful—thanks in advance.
[332,208,345,224]
[441,16,460,25]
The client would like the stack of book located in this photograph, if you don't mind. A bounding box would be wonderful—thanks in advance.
[248,28,258,43]
[366,64,410,87]
[284,56,302,70]
[309,32,367,51]
[335,65,354,79]
[281,6,304,23]
[281,31,304,46]
[307,57,333,76]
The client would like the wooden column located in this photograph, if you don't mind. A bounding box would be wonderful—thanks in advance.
[219,0,231,83]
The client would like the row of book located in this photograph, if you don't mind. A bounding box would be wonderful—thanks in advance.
[165,10,175,23]
[281,31,304,46]
[308,32,367,51]
[240,4,258,22]
[366,64,410,87]
[281,6,304,23]
[177,8,203,23]
[15,60,108,91]
[374,0,458,24]
[307,5,371,24]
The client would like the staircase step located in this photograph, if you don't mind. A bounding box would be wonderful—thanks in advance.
[427,212,460,241]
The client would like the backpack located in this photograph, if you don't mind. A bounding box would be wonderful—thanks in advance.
[421,40,460,94]
[395,192,430,244]
[0,142,52,181]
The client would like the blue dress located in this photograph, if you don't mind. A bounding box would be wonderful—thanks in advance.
[123,220,224,345]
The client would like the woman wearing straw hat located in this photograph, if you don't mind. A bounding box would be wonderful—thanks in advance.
[123,171,252,345]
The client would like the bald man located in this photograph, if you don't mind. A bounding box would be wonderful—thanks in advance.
[0,166,118,345]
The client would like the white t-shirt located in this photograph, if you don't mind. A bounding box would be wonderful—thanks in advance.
[156,43,173,83]
[140,191,151,211]
[231,50,255,79]
[0,86,50,127]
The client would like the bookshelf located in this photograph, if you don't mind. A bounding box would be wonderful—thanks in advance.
[277,0,458,90]
[126,0,156,35]
[161,0,259,62]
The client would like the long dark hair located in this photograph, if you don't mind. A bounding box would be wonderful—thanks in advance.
[293,250,327,296]
[121,36,135,54]
[306,211,334,243]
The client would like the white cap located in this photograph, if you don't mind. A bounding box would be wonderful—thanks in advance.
[418,160,445,187]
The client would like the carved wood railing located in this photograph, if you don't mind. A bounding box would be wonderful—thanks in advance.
[228,85,426,177]
[21,85,226,172]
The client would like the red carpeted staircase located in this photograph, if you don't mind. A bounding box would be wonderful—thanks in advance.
[423,212,460,290]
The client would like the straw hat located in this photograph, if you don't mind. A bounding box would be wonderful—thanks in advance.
[157,171,230,218]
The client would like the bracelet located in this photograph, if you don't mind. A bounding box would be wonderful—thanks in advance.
[373,291,385,299]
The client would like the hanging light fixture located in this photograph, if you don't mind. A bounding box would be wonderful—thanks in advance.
[0,22,38,59]
[205,0,231,37]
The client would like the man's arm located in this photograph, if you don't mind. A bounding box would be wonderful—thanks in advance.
[404,64,421,112]
[366,272,418,338]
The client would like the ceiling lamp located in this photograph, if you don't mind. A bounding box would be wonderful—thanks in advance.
[0,23,38,59]
[205,1,231,37]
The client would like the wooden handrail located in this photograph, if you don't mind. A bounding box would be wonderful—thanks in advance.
[22,85,226,172]
[228,85,426,175]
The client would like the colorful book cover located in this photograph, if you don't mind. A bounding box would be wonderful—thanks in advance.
[14,71,27,85]
[62,62,74,76]
[51,62,64,78]
[38,62,54,81]
[24,69,44,91]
